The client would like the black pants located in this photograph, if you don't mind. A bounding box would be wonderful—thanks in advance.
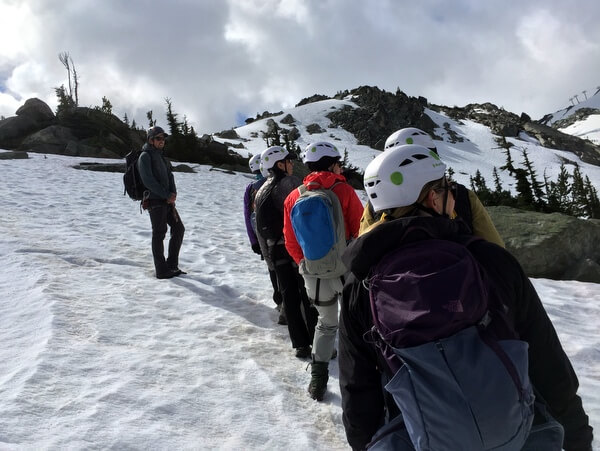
[269,269,282,306]
[148,202,185,275]
[273,256,318,349]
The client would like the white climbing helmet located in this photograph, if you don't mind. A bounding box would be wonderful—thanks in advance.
[248,154,261,173]
[302,141,341,163]
[364,144,446,212]
[384,127,437,153]
[259,146,290,173]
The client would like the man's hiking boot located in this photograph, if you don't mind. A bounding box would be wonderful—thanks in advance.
[295,346,312,359]
[308,361,329,401]
[156,269,179,279]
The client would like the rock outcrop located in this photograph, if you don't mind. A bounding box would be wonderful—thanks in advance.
[488,206,600,283]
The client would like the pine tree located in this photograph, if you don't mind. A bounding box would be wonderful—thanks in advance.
[583,176,600,219]
[521,148,545,208]
[571,166,587,216]
[469,170,492,204]
[54,85,75,114]
[498,136,515,175]
[165,98,182,136]
[147,111,156,127]
[513,168,534,210]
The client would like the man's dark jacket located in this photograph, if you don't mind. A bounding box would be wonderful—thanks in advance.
[137,143,176,200]
[338,216,593,451]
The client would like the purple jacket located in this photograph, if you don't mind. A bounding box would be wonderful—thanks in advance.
[243,177,266,246]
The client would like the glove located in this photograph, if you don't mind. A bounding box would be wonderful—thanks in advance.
[251,243,262,256]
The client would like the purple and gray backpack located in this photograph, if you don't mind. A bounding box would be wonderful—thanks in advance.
[366,237,538,450]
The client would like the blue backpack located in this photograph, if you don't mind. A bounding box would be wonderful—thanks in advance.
[366,236,539,451]
[290,181,347,278]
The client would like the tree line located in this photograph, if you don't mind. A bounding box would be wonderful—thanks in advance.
[464,136,600,219]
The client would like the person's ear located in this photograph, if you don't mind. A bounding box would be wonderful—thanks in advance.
[423,189,438,210]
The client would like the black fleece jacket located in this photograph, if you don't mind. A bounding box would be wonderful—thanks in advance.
[338,216,593,451]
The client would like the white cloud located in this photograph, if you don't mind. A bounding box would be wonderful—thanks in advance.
[0,0,599,132]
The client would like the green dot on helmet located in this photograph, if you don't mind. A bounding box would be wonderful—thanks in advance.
[311,147,316,152]
[406,137,414,144]
[390,171,404,185]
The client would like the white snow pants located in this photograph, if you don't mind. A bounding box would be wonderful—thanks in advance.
[303,275,344,363]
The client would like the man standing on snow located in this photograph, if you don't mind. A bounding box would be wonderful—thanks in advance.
[283,142,363,401]
[137,126,186,279]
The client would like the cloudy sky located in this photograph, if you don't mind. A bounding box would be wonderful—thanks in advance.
[1,0,599,134]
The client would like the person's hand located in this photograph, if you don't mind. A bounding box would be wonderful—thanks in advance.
[251,243,262,256]
[167,193,177,204]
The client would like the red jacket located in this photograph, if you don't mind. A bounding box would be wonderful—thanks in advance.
[283,171,364,264]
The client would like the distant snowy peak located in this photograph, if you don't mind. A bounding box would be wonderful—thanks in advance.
[540,88,600,129]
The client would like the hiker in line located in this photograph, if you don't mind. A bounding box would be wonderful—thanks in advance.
[283,142,363,401]
[137,126,186,279]
[338,144,593,450]
[359,127,505,247]
[254,146,318,357]
[243,154,285,325]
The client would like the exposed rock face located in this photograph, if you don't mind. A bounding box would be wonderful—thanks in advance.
[522,121,600,165]
[306,123,326,134]
[20,125,77,155]
[487,206,600,283]
[280,113,295,124]
[327,86,437,149]
[432,101,600,165]
[216,129,239,139]
[0,115,46,148]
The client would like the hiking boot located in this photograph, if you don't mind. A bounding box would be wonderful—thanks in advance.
[295,346,312,359]
[308,361,329,401]
[156,269,178,279]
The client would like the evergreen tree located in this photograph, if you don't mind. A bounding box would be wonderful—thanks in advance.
[100,96,113,115]
[521,148,545,208]
[513,168,534,210]
[165,98,182,136]
[123,113,129,127]
[469,170,492,204]
[571,166,587,216]
[553,164,571,214]
[498,137,515,175]
[54,84,75,114]
[447,167,455,180]
[147,111,156,127]
[583,175,600,219]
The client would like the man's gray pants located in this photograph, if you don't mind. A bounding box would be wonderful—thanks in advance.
[303,276,344,363]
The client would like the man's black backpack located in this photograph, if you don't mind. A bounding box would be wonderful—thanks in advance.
[123,149,147,201]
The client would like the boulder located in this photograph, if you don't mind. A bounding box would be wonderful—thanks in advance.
[0,115,42,148]
[487,206,600,283]
[217,129,239,139]
[0,150,29,160]
[16,98,55,123]
[19,125,76,154]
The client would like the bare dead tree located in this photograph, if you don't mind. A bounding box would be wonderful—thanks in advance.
[582,90,587,100]
[569,97,575,106]
[58,51,79,106]
[573,94,580,104]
